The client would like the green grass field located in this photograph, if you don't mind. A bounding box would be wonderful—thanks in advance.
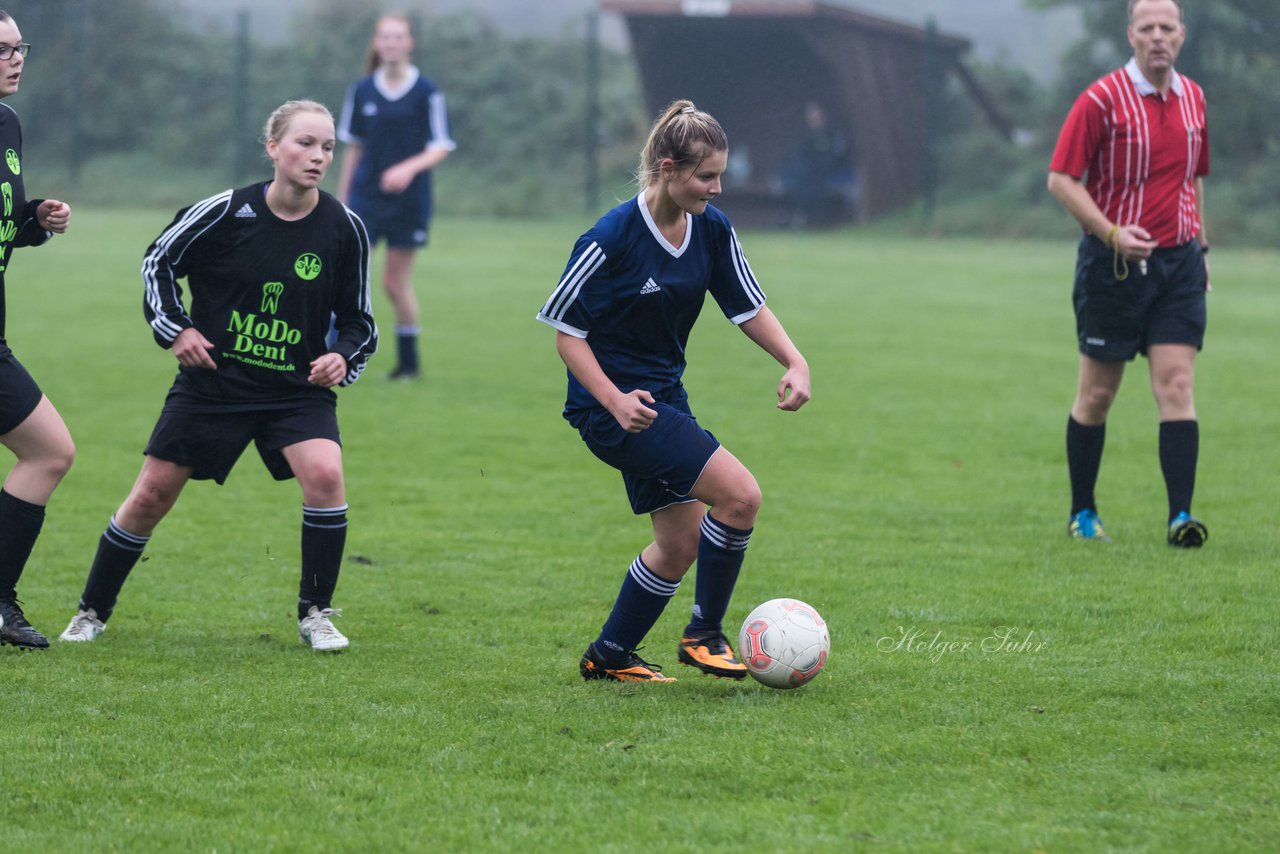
[4,209,1278,852]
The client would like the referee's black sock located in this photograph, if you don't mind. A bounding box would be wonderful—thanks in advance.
[298,504,347,620]
[0,489,45,601]
[1066,416,1106,517]
[79,517,150,621]
[1159,419,1199,522]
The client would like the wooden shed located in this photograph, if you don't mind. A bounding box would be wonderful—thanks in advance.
[602,0,1007,225]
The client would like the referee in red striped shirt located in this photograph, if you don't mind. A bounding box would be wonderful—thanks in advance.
[1048,0,1210,547]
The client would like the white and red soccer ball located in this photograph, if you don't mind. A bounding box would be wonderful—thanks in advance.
[738,598,830,689]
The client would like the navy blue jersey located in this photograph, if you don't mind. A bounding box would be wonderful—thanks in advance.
[537,194,765,416]
[142,183,378,410]
[338,66,455,226]
[0,102,54,344]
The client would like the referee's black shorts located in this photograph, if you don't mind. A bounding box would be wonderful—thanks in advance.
[1073,235,1208,362]
[0,344,44,436]
[143,397,341,485]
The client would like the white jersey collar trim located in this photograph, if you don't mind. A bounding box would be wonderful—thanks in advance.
[374,65,420,101]
[637,191,691,258]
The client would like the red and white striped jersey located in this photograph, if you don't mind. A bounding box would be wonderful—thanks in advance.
[1050,58,1209,248]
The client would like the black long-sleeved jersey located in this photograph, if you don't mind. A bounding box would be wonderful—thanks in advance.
[143,182,377,409]
[0,102,54,345]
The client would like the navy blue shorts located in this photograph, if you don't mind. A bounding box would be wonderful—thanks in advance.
[144,399,341,485]
[349,194,428,250]
[0,346,43,436]
[574,400,720,515]
[1073,235,1207,361]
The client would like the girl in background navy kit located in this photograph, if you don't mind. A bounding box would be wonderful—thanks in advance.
[538,100,812,682]
[337,11,454,380]
[59,101,377,652]
[0,10,74,650]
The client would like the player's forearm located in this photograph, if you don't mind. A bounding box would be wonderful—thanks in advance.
[397,145,450,177]
[740,307,808,371]
[555,332,625,410]
[336,144,361,202]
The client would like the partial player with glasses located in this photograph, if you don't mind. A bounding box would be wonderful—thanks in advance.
[0,10,75,650]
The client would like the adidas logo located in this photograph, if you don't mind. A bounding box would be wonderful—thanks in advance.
[235,204,256,219]
[640,278,661,295]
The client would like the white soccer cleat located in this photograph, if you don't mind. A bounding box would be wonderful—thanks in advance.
[298,606,349,652]
[59,609,106,643]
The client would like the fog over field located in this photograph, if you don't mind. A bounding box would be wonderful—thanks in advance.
[183,0,1081,81]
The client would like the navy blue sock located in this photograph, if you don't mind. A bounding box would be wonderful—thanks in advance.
[1066,415,1106,516]
[80,517,150,621]
[395,327,420,373]
[1159,420,1199,522]
[299,505,347,619]
[685,513,752,637]
[595,555,679,663]
[0,489,45,600]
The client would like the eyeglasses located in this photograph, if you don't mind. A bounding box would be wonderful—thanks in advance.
[0,43,31,61]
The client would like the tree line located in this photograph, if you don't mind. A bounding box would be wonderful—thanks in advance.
[3,0,1274,241]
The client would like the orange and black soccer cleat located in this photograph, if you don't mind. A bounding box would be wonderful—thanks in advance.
[678,631,748,679]
[579,643,676,682]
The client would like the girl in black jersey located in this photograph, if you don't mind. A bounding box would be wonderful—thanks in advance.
[0,10,74,650]
[59,101,377,652]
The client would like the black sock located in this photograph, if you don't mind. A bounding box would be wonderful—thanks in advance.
[0,489,46,600]
[299,504,347,620]
[80,518,150,620]
[1066,416,1106,516]
[1159,419,1199,522]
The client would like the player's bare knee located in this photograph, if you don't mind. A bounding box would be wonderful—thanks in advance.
[719,482,762,529]
[300,464,345,504]
[40,440,75,482]
[123,486,176,530]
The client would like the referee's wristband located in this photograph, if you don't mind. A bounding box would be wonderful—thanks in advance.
[1199,244,1209,254]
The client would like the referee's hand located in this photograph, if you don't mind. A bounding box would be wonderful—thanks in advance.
[172,328,217,370]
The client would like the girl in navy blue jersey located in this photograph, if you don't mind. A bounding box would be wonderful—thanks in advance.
[538,99,811,682]
[0,10,74,650]
[337,12,454,380]
[58,100,377,652]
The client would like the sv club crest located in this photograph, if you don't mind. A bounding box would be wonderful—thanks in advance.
[294,253,322,281]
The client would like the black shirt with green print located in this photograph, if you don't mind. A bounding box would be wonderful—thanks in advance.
[0,101,54,346]
[143,182,378,410]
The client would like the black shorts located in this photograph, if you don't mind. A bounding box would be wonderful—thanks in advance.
[0,345,43,435]
[143,399,341,485]
[1073,235,1207,361]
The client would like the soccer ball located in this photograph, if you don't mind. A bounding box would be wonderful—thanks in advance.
[737,598,830,689]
